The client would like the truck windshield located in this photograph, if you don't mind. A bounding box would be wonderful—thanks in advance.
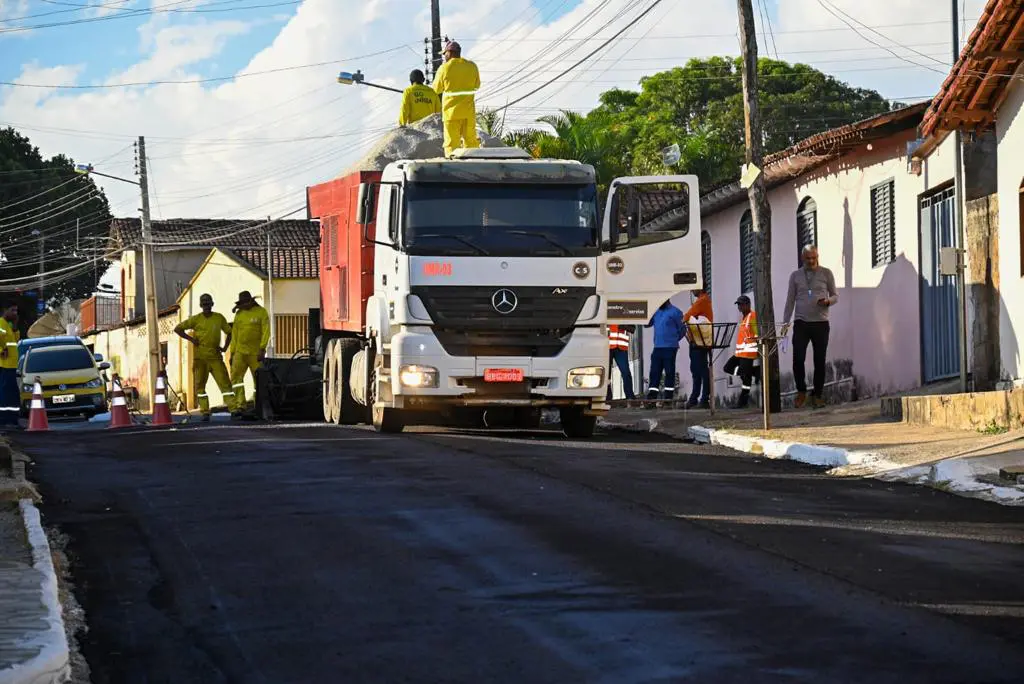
[403,183,599,257]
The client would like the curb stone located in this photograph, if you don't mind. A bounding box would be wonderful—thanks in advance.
[596,417,660,434]
[0,501,70,684]
[688,425,1024,506]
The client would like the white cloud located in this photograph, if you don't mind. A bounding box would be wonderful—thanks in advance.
[0,0,985,223]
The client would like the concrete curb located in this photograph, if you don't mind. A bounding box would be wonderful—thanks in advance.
[0,501,70,684]
[596,417,660,434]
[687,425,1024,506]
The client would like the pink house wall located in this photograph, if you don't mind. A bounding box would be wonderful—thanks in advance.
[637,129,958,403]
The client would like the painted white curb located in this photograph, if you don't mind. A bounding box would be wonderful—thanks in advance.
[0,501,70,684]
[688,425,1024,506]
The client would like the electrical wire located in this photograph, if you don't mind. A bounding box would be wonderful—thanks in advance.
[0,176,85,213]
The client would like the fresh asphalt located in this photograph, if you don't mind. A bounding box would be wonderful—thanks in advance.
[14,420,1024,684]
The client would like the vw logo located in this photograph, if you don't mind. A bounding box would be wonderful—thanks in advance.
[58,384,66,391]
[491,288,518,315]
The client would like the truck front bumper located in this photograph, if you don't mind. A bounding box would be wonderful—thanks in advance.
[387,327,610,412]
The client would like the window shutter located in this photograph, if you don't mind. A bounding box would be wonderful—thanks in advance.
[701,231,712,295]
[871,180,895,267]
[740,212,754,293]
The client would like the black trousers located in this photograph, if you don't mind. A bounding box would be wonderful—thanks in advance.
[792,320,830,397]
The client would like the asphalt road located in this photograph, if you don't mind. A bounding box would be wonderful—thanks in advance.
[15,421,1024,684]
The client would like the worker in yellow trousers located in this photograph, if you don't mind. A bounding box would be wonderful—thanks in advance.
[228,290,270,417]
[432,40,480,157]
[174,293,234,422]
[399,69,441,126]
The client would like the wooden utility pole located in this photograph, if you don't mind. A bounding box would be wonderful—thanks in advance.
[429,0,443,77]
[736,0,781,413]
[952,0,969,393]
[137,136,161,413]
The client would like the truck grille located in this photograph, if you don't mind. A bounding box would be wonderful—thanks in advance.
[410,286,593,331]
[411,285,594,358]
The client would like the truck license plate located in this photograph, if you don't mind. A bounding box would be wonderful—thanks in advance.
[52,394,75,405]
[484,369,524,383]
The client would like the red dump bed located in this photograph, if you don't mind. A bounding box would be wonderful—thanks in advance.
[307,170,381,334]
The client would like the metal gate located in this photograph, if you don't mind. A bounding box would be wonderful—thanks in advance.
[919,186,961,382]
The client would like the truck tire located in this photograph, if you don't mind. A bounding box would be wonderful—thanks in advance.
[337,338,363,425]
[322,339,341,424]
[560,407,597,439]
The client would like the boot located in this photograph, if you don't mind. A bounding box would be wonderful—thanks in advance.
[734,389,750,409]
[794,391,807,408]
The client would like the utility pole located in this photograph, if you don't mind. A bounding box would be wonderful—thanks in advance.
[37,233,44,308]
[137,136,161,413]
[952,0,969,393]
[429,0,442,77]
[266,219,275,357]
[736,0,781,413]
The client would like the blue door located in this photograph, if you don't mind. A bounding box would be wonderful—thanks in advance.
[919,186,960,382]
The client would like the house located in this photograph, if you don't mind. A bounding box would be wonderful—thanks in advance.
[914,0,1024,388]
[85,218,321,408]
[631,102,964,404]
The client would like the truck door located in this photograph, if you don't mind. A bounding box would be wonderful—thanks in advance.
[597,175,701,325]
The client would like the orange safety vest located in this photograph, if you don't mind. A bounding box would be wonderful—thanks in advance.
[609,325,630,351]
[735,312,758,359]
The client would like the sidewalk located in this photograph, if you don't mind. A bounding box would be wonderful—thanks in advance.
[601,399,1024,505]
[0,440,69,684]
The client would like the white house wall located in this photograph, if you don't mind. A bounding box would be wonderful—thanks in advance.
[996,65,1024,382]
[636,131,958,403]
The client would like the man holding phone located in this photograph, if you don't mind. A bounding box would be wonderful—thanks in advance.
[782,244,838,409]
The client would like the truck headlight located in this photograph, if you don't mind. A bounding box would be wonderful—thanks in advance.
[399,364,439,388]
[567,366,604,390]
[22,383,33,393]
[86,378,103,389]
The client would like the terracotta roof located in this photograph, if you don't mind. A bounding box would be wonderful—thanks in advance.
[225,246,320,279]
[701,102,929,216]
[110,218,317,250]
[920,0,1024,138]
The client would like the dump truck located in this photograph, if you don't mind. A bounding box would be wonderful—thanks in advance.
[303,146,702,436]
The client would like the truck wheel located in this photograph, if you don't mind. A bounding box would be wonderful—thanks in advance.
[560,408,597,439]
[337,338,363,425]
[372,406,404,433]
[322,339,341,424]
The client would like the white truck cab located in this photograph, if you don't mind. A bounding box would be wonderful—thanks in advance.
[345,147,701,437]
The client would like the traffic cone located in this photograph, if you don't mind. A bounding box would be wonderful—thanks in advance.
[108,374,133,429]
[26,377,49,432]
[152,370,173,427]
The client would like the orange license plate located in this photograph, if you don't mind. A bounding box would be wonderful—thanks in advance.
[484,368,524,383]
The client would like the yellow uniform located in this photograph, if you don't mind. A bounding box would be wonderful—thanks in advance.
[0,318,20,425]
[432,57,481,156]
[0,318,19,371]
[176,312,233,415]
[399,83,441,126]
[229,305,271,411]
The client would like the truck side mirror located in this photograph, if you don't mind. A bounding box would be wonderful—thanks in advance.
[356,182,377,226]
[626,194,641,239]
[608,191,621,252]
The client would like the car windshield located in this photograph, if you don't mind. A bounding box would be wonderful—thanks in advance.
[403,183,599,257]
[25,347,94,374]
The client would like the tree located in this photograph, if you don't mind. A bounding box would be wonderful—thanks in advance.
[0,127,112,305]
[591,57,895,186]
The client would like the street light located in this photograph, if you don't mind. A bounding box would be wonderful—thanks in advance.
[337,69,403,94]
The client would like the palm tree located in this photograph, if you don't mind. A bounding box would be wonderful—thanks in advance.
[534,110,627,191]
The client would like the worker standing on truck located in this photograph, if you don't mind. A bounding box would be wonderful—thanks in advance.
[0,304,21,429]
[432,40,480,157]
[228,291,270,416]
[399,69,441,126]
[175,294,234,422]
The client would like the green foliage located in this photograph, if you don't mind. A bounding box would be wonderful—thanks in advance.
[0,127,112,303]
[522,56,896,191]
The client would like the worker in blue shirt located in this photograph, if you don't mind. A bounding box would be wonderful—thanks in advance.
[646,299,684,401]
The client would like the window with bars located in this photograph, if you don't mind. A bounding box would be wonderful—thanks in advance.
[740,210,754,293]
[796,197,818,266]
[700,230,712,295]
[870,179,896,267]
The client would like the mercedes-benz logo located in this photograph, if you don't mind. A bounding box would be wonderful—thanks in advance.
[491,288,518,315]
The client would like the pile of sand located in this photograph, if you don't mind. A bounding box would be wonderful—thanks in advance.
[343,114,505,174]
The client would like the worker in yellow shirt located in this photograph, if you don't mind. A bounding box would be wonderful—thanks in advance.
[432,39,480,157]
[0,304,21,429]
[174,293,234,422]
[228,290,270,416]
[399,69,441,126]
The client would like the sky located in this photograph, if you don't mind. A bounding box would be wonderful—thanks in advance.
[0,0,988,237]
